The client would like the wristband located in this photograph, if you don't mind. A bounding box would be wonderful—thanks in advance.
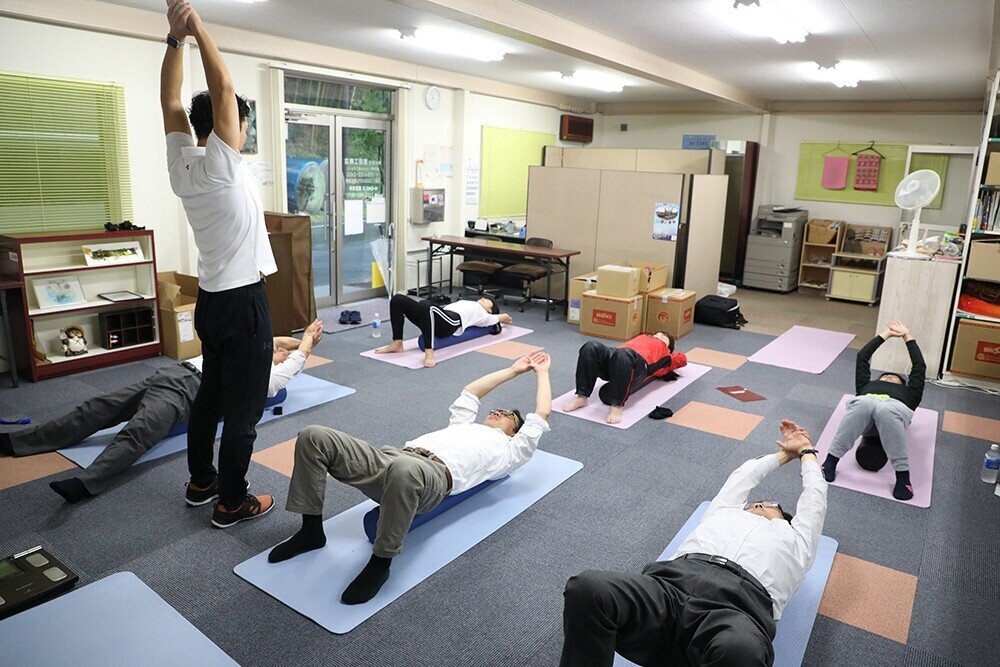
[798,448,819,459]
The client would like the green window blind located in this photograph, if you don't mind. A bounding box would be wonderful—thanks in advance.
[480,126,556,218]
[0,71,133,234]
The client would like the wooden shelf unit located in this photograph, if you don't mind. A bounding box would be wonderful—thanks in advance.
[798,221,845,292]
[825,224,890,306]
[0,229,162,382]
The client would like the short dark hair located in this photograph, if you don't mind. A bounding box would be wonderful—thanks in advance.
[510,409,523,432]
[490,302,500,315]
[778,504,793,523]
[660,331,676,351]
[188,91,251,140]
[879,372,907,384]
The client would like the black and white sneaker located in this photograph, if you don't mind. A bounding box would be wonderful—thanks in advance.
[211,494,274,528]
[184,478,219,507]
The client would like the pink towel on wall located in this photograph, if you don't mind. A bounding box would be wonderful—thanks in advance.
[854,153,882,190]
[821,156,850,190]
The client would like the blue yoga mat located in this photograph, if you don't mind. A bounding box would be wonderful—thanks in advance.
[0,572,237,666]
[614,502,838,667]
[57,374,355,469]
[235,449,582,634]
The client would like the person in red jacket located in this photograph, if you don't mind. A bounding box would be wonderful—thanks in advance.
[563,332,687,424]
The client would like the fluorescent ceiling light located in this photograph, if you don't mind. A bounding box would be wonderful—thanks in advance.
[397,27,506,62]
[731,0,809,44]
[556,70,627,93]
[814,61,866,88]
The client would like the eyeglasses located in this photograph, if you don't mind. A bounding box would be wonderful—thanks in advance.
[744,501,780,511]
[490,409,521,429]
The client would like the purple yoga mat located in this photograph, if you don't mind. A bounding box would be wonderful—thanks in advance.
[815,394,938,508]
[748,326,855,374]
[554,363,711,429]
[360,326,533,369]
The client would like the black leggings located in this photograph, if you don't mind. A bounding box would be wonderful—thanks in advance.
[389,294,460,348]
[575,341,648,407]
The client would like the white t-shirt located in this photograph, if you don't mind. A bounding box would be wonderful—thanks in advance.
[443,300,501,335]
[186,350,305,398]
[404,390,549,494]
[166,132,277,292]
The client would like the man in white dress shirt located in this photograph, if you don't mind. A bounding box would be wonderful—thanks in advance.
[560,420,827,667]
[268,351,552,605]
[0,322,322,506]
[160,1,279,528]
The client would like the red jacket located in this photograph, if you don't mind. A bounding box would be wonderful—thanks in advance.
[619,335,688,378]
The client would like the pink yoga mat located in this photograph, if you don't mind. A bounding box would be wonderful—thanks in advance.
[815,395,938,508]
[554,363,711,429]
[748,326,855,374]
[360,326,533,369]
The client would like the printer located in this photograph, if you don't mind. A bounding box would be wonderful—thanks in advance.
[743,205,808,292]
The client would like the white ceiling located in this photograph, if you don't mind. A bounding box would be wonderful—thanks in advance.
[100,0,995,105]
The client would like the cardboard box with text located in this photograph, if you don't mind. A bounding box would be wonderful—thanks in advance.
[567,271,599,325]
[950,319,1000,381]
[157,271,201,360]
[580,290,643,341]
[643,288,697,339]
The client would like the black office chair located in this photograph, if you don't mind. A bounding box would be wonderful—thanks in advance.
[498,237,554,312]
[456,235,504,302]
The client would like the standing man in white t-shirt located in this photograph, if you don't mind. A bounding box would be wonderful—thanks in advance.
[160,1,278,527]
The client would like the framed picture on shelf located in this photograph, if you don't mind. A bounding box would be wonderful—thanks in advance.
[81,241,145,266]
[32,276,87,309]
[97,290,144,303]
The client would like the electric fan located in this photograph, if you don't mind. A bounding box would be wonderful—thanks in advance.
[890,169,941,260]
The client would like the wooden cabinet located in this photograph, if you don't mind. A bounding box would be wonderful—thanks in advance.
[827,253,886,305]
[0,229,161,382]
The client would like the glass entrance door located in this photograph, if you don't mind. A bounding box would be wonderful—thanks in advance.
[285,115,333,303]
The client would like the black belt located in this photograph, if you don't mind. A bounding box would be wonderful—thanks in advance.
[179,361,202,379]
[402,447,453,492]
[680,553,770,599]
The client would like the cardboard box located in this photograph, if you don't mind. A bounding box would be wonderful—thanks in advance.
[643,288,697,339]
[567,271,599,325]
[580,290,643,341]
[966,239,1000,282]
[950,319,1000,380]
[157,271,201,360]
[596,265,640,298]
[985,153,1000,186]
[618,258,671,293]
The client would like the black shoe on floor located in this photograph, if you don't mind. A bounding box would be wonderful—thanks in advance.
[211,493,274,528]
[338,310,351,324]
[185,477,219,507]
[349,310,362,324]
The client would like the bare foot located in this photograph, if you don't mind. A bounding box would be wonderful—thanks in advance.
[424,351,437,368]
[563,395,589,412]
[606,405,625,424]
[375,341,403,354]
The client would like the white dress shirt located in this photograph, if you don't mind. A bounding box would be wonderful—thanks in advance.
[166,131,276,292]
[671,454,828,619]
[187,350,305,398]
[444,300,501,335]
[405,390,550,494]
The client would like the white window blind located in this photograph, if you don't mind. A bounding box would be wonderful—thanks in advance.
[0,71,133,234]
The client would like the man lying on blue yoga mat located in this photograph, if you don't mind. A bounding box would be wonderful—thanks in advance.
[0,321,323,506]
[267,350,552,605]
[821,320,926,501]
[560,419,827,667]
[374,293,513,368]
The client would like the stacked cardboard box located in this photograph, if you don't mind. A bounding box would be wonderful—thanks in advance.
[643,288,697,340]
[579,260,671,340]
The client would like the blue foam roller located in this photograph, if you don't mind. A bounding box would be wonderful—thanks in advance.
[417,326,495,351]
[363,476,506,543]
[165,387,288,438]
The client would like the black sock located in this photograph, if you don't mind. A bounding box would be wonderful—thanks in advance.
[341,554,392,605]
[0,432,12,456]
[893,470,913,501]
[49,477,92,503]
[268,514,326,563]
[822,454,840,483]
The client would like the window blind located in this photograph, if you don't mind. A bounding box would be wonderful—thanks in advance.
[0,71,133,234]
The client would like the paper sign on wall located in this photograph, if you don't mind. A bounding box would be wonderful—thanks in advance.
[345,200,364,235]
[653,202,680,241]
[465,158,480,205]
[367,196,386,225]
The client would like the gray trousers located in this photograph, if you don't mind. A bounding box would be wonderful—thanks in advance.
[9,365,200,493]
[286,425,451,558]
[828,394,914,472]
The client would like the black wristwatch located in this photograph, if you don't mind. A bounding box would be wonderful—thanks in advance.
[799,448,819,459]
[166,34,185,49]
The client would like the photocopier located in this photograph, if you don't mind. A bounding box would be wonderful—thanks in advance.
[742,205,808,292]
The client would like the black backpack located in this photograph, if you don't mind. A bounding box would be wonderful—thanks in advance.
[694,295,748,330]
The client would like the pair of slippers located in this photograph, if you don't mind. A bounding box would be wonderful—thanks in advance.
[338,310,362,325]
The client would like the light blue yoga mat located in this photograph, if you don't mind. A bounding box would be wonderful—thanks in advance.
[57,374,355,468]
[614,502,838,667]
[235,449,583,634]
[0,572,237,666]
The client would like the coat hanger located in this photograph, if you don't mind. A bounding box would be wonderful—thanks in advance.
[822,141,848,157]
[852,140,886,159]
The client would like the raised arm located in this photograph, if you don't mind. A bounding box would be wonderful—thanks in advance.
[275,320,323,354]
[889,321,926,402]
[160,1,192,136]
[530,352,552,420]
[501,353,552,473]
[463,352,542,399]
[856,332,889,392]
[180,3,241,151]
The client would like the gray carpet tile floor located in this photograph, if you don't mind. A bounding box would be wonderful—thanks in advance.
[1,302,999,666]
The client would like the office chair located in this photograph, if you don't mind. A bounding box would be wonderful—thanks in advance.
[456,234,504,302]
[498,237,554,312]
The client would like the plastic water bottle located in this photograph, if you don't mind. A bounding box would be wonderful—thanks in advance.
[982,444,1000,483]
[371,313,381,338]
